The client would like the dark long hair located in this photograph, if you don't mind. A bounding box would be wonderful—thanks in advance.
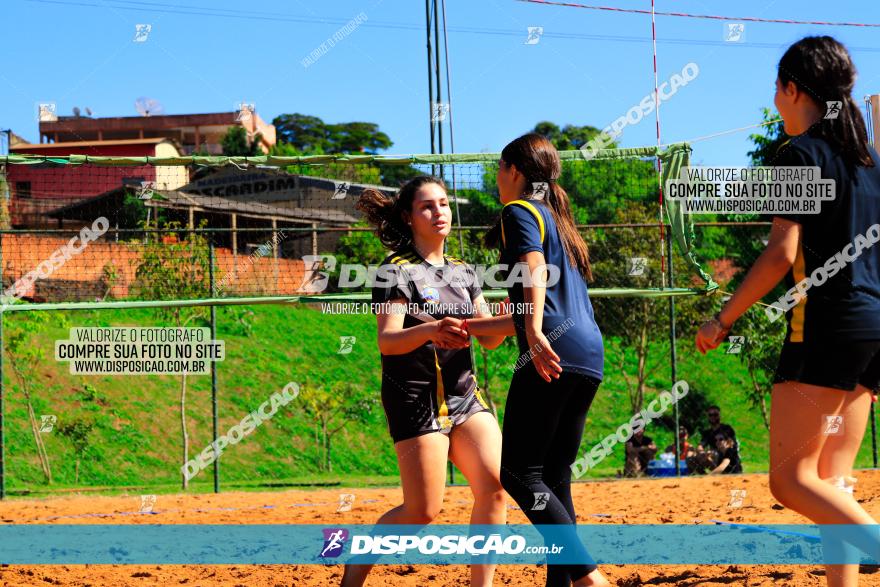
[486,133,593,281]
[778,36,874,167]
[356,175,446,250]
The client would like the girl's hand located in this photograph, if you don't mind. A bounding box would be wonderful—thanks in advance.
[695,317,729,354]
[432,317,470,349]
[525,328,562,382]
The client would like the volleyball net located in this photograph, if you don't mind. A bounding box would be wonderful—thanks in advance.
[0,145,787,494]
[0,144,713,311]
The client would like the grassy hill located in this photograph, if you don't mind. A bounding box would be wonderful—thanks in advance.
[2,302,877,496]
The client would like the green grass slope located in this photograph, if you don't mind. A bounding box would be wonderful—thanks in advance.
[2,303,876,495]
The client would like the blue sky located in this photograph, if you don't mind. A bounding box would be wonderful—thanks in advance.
[1,0,878,166]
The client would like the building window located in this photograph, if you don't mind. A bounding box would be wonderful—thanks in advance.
[15,182,31,199]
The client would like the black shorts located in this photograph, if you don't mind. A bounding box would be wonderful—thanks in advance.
[773,339,880,392]
[381,379,492,443]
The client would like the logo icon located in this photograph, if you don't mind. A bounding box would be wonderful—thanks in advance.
[531,492,550,511]
[320,528,349,558]
[337,493,356,513]
[338,336,356,355]
[531,182,549,200]
[525,26,544,45]
[136,181,156,201]
[37,102,57,122]
[301,255,337,293]
[724,23,745,43]
[726,335,745,354]
[134,24,152,43]
[823,415,844,436]
[824,101,842,120]
[728,489,747,508]
[431,102,450,122]
[332,181,351,200]
[627,257,647,277]
[39,415,57,433]
[139,494,157,513]
[235,102,255,122]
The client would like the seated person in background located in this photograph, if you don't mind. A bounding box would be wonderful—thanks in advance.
[708,433,743,474]
[700,405,738,453]
[665,426,707,474]
[624,428,657,476]
[665,425,695,458]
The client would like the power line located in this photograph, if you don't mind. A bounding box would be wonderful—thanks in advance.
[662,118,783,147]
[18,0,880,53]
[516,0,880,28]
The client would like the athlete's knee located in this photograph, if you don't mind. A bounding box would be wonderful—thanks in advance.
[768,470,801,508]
[402,503,442,525]
[473,482,506,509]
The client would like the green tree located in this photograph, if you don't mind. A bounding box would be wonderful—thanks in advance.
[470,122,656,225]
[328,121,392,153]
[131,220,211,489]
[273,113,331,152]
[591,202,713,415]
[716,107,788,431]
[3,309,65,483]
[376,163,423,187]
[221,126,263,156]
[731,307,784,429]
[747,108,787,166]
[533,121,605,151]
[271,114,417,187]
[301,381,377,472]
[272,114,392,154]
[57,416,95,484]
[321,222,386,293]
[269,142,386,185]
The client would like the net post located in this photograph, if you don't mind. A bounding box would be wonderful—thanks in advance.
[209,240,220,493]
[0,231,4,500]
[667,224,680,477]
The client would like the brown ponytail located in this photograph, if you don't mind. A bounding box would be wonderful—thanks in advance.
[779,36,874,168]
[486,133,593,281]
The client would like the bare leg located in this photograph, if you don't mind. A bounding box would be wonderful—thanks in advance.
[816,385,874,587]
[341,433,450,587]
[768,381,879,587]
[449,412,506,587]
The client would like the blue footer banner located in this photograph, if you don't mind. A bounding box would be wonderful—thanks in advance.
[0,524,877,565]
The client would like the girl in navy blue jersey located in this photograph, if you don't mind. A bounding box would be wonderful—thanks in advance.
[467,133,609,587]
[697,36,880,586]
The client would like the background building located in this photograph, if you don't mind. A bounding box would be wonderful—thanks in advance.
[35,110,276,155]
[6,137,188,227]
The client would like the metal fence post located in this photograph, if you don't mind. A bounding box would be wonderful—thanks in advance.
[0,231,5,500]
[208,240,219,493]
[667,227,680,477]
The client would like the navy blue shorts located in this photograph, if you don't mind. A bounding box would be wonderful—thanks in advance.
[773,340,880,392]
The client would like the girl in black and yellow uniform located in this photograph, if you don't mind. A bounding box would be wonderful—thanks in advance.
[341,176,508,587]
[697,36,880,586]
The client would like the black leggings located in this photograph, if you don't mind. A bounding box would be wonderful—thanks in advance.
[500,364,600,586]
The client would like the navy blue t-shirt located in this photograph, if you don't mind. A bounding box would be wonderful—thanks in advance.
[499,199,604,379]
[771,131,880,342]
